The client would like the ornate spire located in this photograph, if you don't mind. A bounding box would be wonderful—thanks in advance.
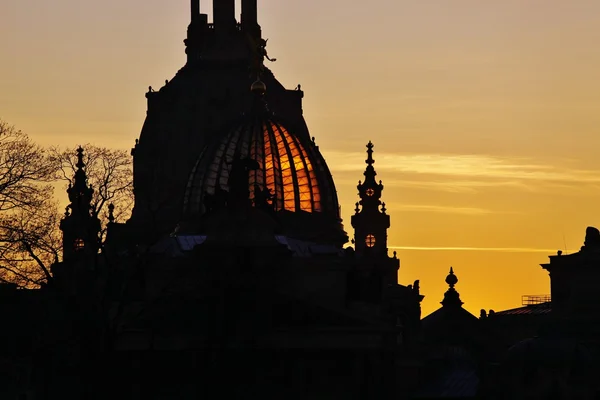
[441,267,464,307]
[67,146,94,212]
[76,146,85,169]
[60,146,100,261]
[366,140,374,165]
[356,141,384,211]
[363,141,377,183]
[351,141,391,258]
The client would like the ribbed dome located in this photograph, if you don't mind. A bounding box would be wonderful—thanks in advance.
[184,115,340,219]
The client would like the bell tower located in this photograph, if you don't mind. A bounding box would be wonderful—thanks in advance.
[351,141,390,257]
[60,147,101,262]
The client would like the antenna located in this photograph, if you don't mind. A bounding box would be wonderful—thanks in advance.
[562,231,569,255]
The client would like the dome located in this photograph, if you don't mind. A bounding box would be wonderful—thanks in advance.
[183,113,346,244]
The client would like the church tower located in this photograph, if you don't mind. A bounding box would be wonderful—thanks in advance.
[60,147,101,262]
[351,141,390,257]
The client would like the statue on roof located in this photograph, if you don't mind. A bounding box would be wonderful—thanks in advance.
[582,226,600,251]
[253,183,274,211]
[259,38,277,62]
[227,153,259,206]
[248,36,277,80]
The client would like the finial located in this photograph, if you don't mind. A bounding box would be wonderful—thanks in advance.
[354,202,360,214]
[441,267,463,307]
[393,250,397,259]
[250,79,267,96]
[381,202,387,214]
[366,141,374,165]
[108,203,115,223]
[76,146,85,170]
[445,267,458,288]
[64,206,70,218]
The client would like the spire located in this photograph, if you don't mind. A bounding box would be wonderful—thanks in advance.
[362,141,379,186]
[67,146,94,211]
[366,140,374,166]
[60,146,101,262]
[441,267,464,307]
[356,141,384,208]
[351,142,391,257]
[76,146,85,169]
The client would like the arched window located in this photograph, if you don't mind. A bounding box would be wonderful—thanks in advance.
[365,234,376,248]
[74,238,85,251]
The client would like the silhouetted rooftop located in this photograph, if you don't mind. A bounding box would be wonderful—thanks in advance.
[493,303,551,316]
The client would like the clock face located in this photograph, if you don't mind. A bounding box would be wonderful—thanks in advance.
[366,188,375,197]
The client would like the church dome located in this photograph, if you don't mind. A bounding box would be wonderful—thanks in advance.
[183,112,346,244]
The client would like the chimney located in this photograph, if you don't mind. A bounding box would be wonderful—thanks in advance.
[241,0,257,28]
[191,0,200,22]
[213,0,235,29]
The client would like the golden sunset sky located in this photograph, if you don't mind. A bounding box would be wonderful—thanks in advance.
[2,0,600,316]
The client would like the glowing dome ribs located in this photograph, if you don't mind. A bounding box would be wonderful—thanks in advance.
[186,118,325,214]
[263,121,321,212]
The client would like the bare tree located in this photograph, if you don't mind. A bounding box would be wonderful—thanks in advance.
[0,199,60,286]
[49,144,133,241]
[0,122,134,287]
[0,121,58,286]
[0,121,55,212]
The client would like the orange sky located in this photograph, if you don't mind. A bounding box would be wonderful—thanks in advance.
[2,0,600,316]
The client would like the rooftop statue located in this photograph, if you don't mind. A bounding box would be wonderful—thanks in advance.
[253,183,274,211]
[583,226,600,251]
[248,36,276,79]
[227,152,260,206]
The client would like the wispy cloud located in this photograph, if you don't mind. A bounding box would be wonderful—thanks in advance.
[387,204,495,215]
[390,246,558,253]
[326,151,600,185]
[335,176,528,193]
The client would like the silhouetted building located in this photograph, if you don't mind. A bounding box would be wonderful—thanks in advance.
[23,1,423,399]
[6,2,600,400]
[415,269,483,400]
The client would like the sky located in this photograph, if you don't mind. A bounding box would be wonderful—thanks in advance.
[2,0,600,316]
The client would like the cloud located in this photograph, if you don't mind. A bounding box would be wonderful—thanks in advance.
[325,151,600,185]
[389,246,558,253]
[334,176,528,193]
[387,204,494,215]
